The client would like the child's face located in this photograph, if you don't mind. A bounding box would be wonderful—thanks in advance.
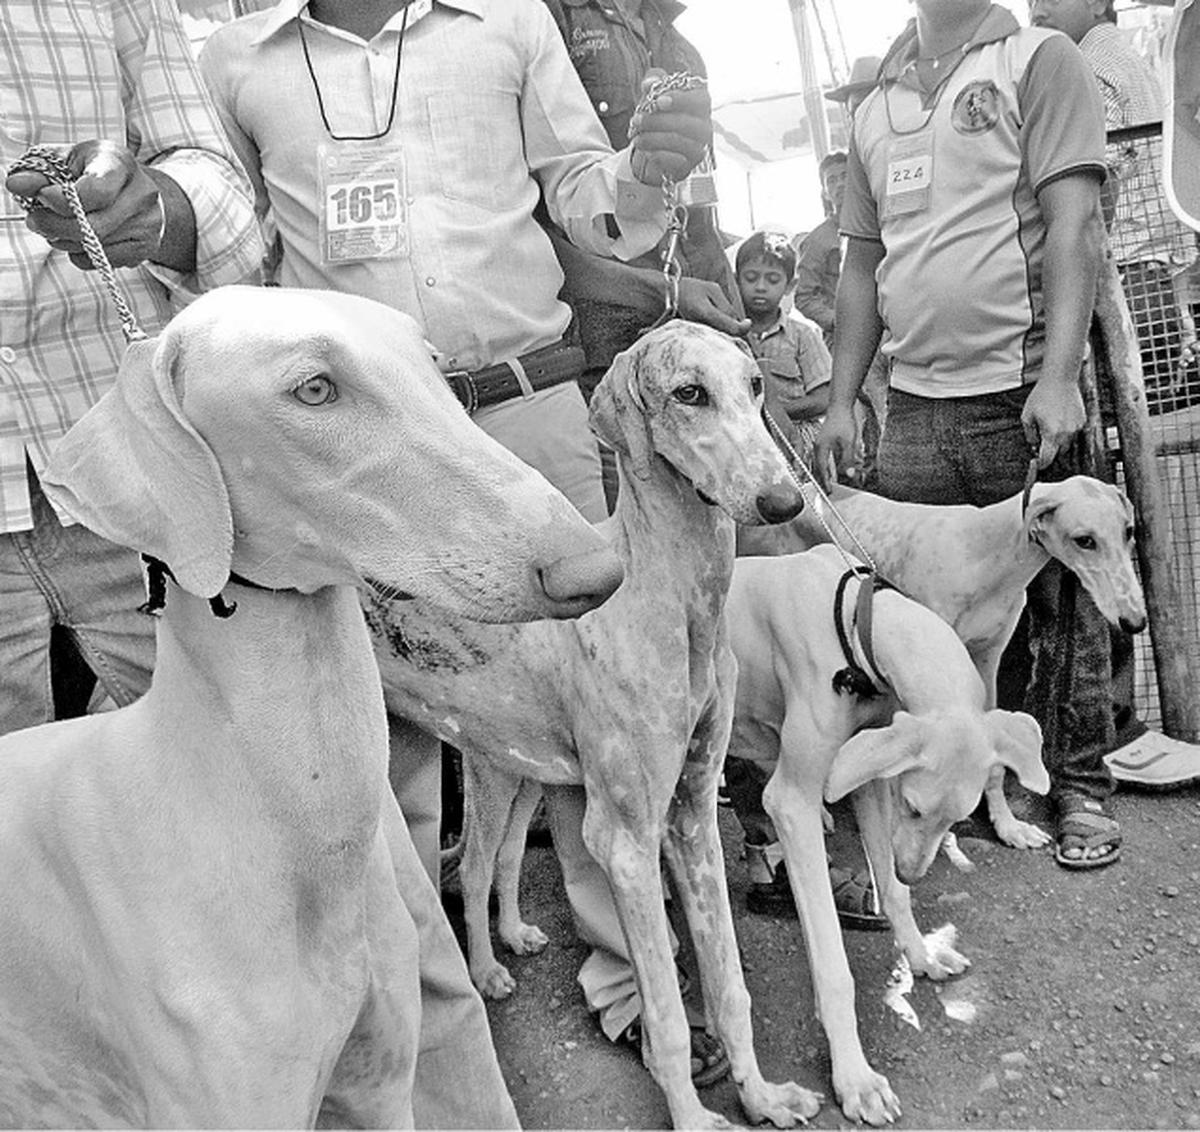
[737,256,790,318]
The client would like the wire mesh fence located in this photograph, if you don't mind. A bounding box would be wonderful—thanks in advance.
[1100,123,1200,737]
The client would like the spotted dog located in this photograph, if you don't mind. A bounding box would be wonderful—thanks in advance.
[369,321,821,1131]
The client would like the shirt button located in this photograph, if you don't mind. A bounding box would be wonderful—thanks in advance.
[598,100,609,113]
[0,347,15,363]
[425,277,436,287]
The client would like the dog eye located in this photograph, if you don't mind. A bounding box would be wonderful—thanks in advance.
[901,796,921,819]
[1124,525,1135,542]
[749,374,764,398]
[293,374,338,406]
[1073,534,1097,551]
[673,384,709,407]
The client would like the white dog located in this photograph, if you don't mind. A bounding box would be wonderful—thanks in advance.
[0,286,621,1127]
[739,476,1144,849]
[727,545,1048,1125]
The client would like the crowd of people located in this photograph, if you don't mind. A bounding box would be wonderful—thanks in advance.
[2,0,1200,1124]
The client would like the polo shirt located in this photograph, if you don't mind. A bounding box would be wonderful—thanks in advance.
[841,6,1106,398]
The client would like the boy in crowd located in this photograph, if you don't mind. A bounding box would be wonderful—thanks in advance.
[737,230,831,465]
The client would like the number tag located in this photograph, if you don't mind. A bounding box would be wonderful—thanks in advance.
[319,144,407,264]
[678,152,719,208]
[882,132,933,219]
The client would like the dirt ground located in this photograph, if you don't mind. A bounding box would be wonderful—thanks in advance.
[447,782,1200,1130]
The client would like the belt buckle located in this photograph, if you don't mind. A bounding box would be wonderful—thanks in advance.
[445,370,480,415]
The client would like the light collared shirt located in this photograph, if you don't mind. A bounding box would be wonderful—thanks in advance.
[198,0,668,373]
[0,0,263,533]
[748,309,832,399]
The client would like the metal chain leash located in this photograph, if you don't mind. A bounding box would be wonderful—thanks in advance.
[630,72,707,329]
[9,145,147,343]
[761,406,879,575]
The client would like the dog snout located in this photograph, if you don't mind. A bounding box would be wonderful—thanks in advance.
[755,479,805,525]
[535,546,624,619]
[1119,613,1147,634]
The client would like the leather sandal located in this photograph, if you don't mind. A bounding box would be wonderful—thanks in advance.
[828,865,889,932]
[618,1008,730,1088]
[1054,793,1121,870]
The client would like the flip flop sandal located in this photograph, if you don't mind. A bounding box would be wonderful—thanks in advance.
[829,865,889,932]
[1104,735,1200,791]
[1054,795,1122,871]
[619,1012,731,1089]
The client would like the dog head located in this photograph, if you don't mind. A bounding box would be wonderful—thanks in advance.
[1026,476,1146,633]
[589,320,803,525]
[825,707,1047,884]
[41,286,622,621]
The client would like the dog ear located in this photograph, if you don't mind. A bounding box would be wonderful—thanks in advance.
[1024,491,1059,544]
[40,330,235,599]
[824,711,925,802]
[986,709,1049,795]
[588,343,655,480]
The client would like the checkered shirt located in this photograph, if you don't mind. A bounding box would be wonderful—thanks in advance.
[0,0,262,532]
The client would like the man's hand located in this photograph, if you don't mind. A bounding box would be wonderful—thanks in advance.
[5,140,168,271]
[676,278,750,336]
[629,71,712,185]
[1022,378,1086,468]
[812,401,858,490]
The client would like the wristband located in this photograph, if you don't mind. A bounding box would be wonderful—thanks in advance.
[154,192,168,252]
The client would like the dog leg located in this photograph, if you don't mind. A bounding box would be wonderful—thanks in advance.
[764,755,900,1127]
[581,794,730,1131]
[981,765,1051,849]
[854,784,969,982]
[322,817,425,1128]
[665,711,821,1128]
[460,758,524,999]
[973,650,1049,851]
[494,778,550,958]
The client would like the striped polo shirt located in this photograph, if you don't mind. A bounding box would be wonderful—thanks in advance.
[841,6,1107,398]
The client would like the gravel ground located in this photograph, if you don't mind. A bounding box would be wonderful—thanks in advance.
[451,783,1200,1130]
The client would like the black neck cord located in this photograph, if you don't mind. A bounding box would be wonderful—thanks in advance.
[297,4,410,142]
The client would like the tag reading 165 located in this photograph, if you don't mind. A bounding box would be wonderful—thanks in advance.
[328,180,399,227]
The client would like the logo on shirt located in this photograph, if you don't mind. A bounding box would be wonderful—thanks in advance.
[951,81,1002,135]
[569,28,610,63]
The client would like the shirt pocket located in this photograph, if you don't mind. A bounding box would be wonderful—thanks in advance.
[426,90,520,213]
[760,355,803,384]
[1,1,123,145]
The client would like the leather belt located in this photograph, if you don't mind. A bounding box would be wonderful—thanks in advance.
[444,341,585,415]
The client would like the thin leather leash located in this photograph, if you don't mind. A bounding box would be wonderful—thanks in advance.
[761,410,896,698]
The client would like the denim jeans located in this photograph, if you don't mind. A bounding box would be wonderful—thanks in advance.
[878,387,1115,803]
[1,470,154,733]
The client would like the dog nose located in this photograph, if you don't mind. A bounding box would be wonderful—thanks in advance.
[1119,613,1147,634]
[535,546,624,619]
[755,480,805,524]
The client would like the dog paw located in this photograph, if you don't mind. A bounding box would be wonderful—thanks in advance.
[835,1070,901,1126]
[500,922,549,956]
[940,831,976,873]
[471,961,517,1000]
[994,817,1051,850]
[740,1079,823,1127]
[907,928,971,981]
